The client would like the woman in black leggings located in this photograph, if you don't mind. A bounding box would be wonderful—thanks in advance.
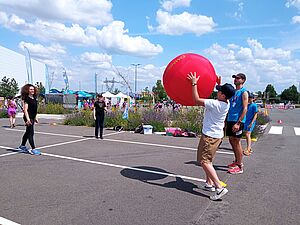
[18,84,41,155]
[93,94,107,139]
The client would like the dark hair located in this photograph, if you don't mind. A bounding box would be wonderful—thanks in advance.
[21,84,38,100]
[97,94,103,98]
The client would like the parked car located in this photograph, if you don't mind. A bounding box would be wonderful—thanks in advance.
[255,99,264,108]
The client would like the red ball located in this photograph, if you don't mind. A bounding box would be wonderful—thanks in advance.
[163,53,217,106]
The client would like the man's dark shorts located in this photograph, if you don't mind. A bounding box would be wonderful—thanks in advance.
[226,121,244,138]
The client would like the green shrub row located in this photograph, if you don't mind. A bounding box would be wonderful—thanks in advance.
[63,107,270,138]
[38,103,72,114]
[63,107,205,134]
[0,109,8,118]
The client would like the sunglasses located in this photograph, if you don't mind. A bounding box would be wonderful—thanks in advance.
[234,77,242,80]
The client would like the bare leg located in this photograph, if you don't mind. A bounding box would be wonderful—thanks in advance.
[9,116,13,127]
[201,161,222,189]
[245,131,251,151]
[229,136,243,165]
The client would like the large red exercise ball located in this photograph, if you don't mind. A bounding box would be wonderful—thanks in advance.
[163,53,218,106]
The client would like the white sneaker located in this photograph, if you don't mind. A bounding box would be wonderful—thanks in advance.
[210,188,228,201]
[199,183,216,192]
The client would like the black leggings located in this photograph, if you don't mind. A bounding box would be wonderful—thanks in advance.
[95,114,104,138]
[22,120,35,149]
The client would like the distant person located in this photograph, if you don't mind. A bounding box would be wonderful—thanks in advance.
[94,94,107,139]
[226,73,248,174]
[188,72,235,201]
[18,84,41,155]
[243,92,258,156]
[6,96,17,128]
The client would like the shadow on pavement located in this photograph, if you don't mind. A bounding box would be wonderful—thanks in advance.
[120,166,209,198]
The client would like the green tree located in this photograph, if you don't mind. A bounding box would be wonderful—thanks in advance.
[0,76,19,97]
[35,82,45,95]
[281,85,299,103]
[257,91,263,98]
[264,84,277,98]
[152,80,167,102]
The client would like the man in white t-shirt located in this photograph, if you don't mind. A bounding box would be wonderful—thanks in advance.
[187,72,235,201]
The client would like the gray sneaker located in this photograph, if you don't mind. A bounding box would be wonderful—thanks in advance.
[199,183,216,192]
[210,188,228,201]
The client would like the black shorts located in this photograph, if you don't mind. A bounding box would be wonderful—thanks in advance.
[226,121,244,138]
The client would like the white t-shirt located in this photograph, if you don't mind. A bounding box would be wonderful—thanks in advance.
[202,99,229,138]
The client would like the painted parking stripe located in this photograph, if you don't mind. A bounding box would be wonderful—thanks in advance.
[268,126,283,135]
[0,217,21,225]
[0,145,19,157]
[294,127,300,136]
[104,138,234,155]
[42,152,206,183]
[4,128,233,155]
[4,128,125,139]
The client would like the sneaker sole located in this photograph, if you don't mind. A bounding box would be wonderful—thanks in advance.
[198,186,216,192]
[210,188,228,200]
[228,170,243,174]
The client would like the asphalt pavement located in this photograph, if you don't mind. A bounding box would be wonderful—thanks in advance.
[0,108,299,225]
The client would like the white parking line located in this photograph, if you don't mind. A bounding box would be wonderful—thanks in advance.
[0,217,21,225]
[4,128,233,155]
[294,127,300,136]
[42,152,206,183]
[268,126,283,134]
[4,128,125,139]
[104,138,234,155]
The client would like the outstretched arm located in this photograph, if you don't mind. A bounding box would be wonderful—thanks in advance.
[187,72,205,107]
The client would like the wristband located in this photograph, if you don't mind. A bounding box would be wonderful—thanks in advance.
[192,83,197,86]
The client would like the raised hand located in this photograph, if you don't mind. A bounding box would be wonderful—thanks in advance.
[187,72,200,84]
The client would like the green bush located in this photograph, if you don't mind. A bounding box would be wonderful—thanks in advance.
[0,109,8,118]
[63,107,206,134]
[38,103,71,114]
[256,112,270,125]
[172,107,204,134]
[104,110,128,128]
[141,109,169,132]
[64,110,94,127]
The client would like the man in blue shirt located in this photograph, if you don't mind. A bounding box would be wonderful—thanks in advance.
[226,73,248,174]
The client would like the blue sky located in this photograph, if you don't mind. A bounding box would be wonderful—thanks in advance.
[0,0,300,94]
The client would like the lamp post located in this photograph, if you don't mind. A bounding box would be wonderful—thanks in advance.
[131,63,141,97]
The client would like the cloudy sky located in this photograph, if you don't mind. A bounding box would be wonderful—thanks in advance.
[0,0,300,94]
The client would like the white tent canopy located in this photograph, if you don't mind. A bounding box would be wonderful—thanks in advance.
[115,92,129,98]
[102,91,116,98]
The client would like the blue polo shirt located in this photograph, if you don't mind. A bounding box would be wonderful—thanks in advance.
[227,87,247,122]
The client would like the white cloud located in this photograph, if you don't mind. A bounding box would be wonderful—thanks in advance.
[94,21,163,56]
[203,39,297,92]
[0,0,113,26]
[0,12,163,57]
[154,10,216,36]
[292,15,300,24]
[286,0,300,9]
[161,0,191,12]
[18,41,66,68]
[247,38,291,60]
[80,52,112,69]
[232,2,244,20]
